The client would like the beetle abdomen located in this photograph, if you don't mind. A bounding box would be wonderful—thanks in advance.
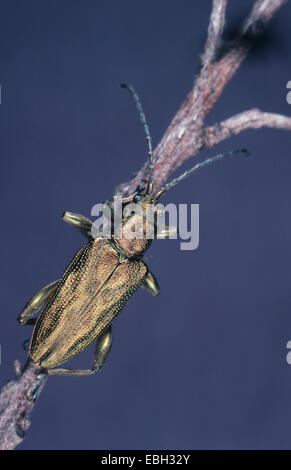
[29,238,147,369]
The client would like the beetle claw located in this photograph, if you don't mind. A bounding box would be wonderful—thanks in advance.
[22,339,30,351]
[28,372,47,402]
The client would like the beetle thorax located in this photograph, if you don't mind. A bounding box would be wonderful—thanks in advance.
[113,197,156,258]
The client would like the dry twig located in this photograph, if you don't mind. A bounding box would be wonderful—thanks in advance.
[0,0,290,450]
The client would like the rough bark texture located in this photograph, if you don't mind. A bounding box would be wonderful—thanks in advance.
[0,361,46,450]
[0,0,290,450]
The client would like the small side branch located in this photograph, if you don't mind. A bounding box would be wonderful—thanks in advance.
[203,109,291,147]
[242,0,288,35]
[201,0,227,70]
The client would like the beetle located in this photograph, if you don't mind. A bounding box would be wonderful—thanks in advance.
[18,84,247,379]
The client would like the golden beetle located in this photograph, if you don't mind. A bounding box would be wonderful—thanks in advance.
[18,84,247,378]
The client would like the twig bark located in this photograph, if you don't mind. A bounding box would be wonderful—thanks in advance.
[0,362,46,450]
[201,0,227,70]
[0,0,290,450]
[203,109,291,146]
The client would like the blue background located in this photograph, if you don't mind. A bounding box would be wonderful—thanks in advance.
[0,0,291,450]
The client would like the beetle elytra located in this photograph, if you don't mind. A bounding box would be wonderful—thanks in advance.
[18,84,248,377]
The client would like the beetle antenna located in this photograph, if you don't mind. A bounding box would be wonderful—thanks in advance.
[154,149,249,199]
[121,83,154,195]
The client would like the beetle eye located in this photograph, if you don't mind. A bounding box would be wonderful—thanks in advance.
[133,194,142,203]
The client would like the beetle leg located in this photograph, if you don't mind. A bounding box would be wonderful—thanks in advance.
[62,211,93,239]
[142,271,160,296]
[47,325,113,376]
[21,318,37,326]
[156,225,177,239]
[18,280,60,325]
